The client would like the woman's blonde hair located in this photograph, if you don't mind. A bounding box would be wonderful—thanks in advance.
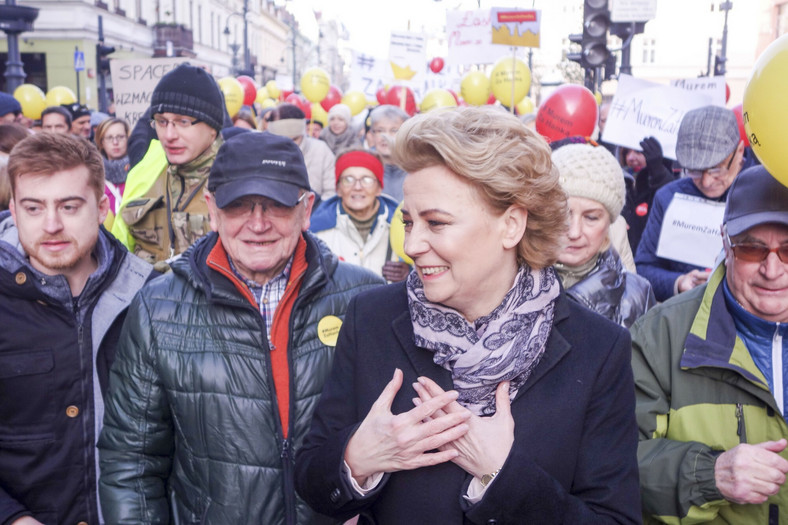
[392,106,568,269]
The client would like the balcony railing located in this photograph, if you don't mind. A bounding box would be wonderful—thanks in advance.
[153,23,196,58]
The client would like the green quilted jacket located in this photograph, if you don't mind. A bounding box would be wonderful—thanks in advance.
[632,265,788,524]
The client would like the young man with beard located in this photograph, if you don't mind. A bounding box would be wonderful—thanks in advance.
[0,133,154,525]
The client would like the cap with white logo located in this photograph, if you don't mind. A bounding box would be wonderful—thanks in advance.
[208,131,311,208]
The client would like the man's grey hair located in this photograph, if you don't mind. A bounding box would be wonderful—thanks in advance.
[369,104,409,127]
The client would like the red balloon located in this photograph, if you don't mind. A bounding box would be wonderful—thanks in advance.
[487,93,497,105]
[447,89,460,104]
[320,85,343,112]
[280,89,293,102]
[429,57,445,74]
[535,85,598,142]
[285,93,310,117]
[376,86,388,105]
[731,103,749,146]
[725,82,731,103]
[384,85,417,116]
[236,75,257,106]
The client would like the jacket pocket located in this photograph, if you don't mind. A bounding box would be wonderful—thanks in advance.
[0,349,56,439]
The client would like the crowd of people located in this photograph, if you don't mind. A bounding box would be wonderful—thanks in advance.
[1,61,788,525]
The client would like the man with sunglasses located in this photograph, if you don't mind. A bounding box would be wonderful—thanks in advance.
[111,63,226,267]
[633,165,788,524]
[635,105,745,301]
[98,132,384,524]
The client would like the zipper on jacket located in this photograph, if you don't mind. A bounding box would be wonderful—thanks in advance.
[736,403,747,444]
[280,437,297,525]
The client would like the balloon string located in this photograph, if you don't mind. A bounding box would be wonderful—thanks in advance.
[510,48,516,114]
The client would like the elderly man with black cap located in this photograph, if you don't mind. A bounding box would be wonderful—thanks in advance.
[633,165,788,524]
[98,131,383,524]
[111,63,227,266]
[635,105,745,301]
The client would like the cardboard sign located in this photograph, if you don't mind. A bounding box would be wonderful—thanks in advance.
[491,8,540,47]
[656,193,725,268]
[389,31,426,84]
[446,9,500,66]
[602,74,713,159]
[110,57,189,128]
[670,77,726,107]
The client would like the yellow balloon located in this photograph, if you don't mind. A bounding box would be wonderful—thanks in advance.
[420,89,457,113]
[460,71,490,106]
[45,86,76,107]
[342,91,367,116]
[743,33,788,185]
[490,57,531,108]
[515,96,535,115]
[310,102,328,127]
[14,84,46,119]
[389,203,414,265]
[265,80,281,100]
[255,86,270,105]
[300,67,331,103]
[218,76,244,118]
[594,91,603,105]
[260,98,277,109]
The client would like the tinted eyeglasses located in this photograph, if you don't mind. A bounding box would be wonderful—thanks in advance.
[221,192,308,220]
[685,152,736,180]
[725,232,788,263]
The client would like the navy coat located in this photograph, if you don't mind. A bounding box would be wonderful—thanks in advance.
[295,282,641,524]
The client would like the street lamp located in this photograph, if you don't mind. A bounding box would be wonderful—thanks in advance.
[0,0,39,93]
[223,0,250,76]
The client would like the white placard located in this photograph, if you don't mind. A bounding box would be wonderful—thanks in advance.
[109,57,189,128]
[446,9,500,67]
[349,52,391,100]
[610,0,657,22]
[670,77,726,107]
[602,74,713,159]
[656,193,725,268]
[389,30,427,97]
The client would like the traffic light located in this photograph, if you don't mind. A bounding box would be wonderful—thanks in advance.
[581,0,611,68]
[713,54,726,76]
[96,42,115,76]
[568,0,611,69]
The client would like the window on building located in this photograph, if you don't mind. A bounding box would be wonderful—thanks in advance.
[642,37,656,63]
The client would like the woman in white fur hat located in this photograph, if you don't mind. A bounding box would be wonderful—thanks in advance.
[552,143,656,328]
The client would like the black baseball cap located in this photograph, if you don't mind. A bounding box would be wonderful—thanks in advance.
[724,165,788,237]
[208,131,311,208]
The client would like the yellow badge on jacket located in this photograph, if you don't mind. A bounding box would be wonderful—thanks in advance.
[317,315,343,347]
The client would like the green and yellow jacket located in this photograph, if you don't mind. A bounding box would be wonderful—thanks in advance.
[632,264,788,524]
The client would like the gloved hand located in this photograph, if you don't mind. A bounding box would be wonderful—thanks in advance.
[639,136,664,168]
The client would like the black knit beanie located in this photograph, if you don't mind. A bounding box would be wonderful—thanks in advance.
[150,63,224,132]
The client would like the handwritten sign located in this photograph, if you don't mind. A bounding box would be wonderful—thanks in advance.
[670,77,726,107]
[491,8,540,47]
[602,74,713,159]
[349,51,391,100]
[110,57,189,128]
[656,193,725,268]
[446,9,500,66]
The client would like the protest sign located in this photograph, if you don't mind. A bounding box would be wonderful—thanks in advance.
[602,74,713,159]
[610,0,657,22]
[110,57,189,128]
[656,193,725,268]
[670,77,726,107]
[491,8,540,47]
[446,9,500,66]
[349,51,391,101]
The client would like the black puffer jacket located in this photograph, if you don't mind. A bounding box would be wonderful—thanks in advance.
[564,248,656,329]
[98,232,383,524]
